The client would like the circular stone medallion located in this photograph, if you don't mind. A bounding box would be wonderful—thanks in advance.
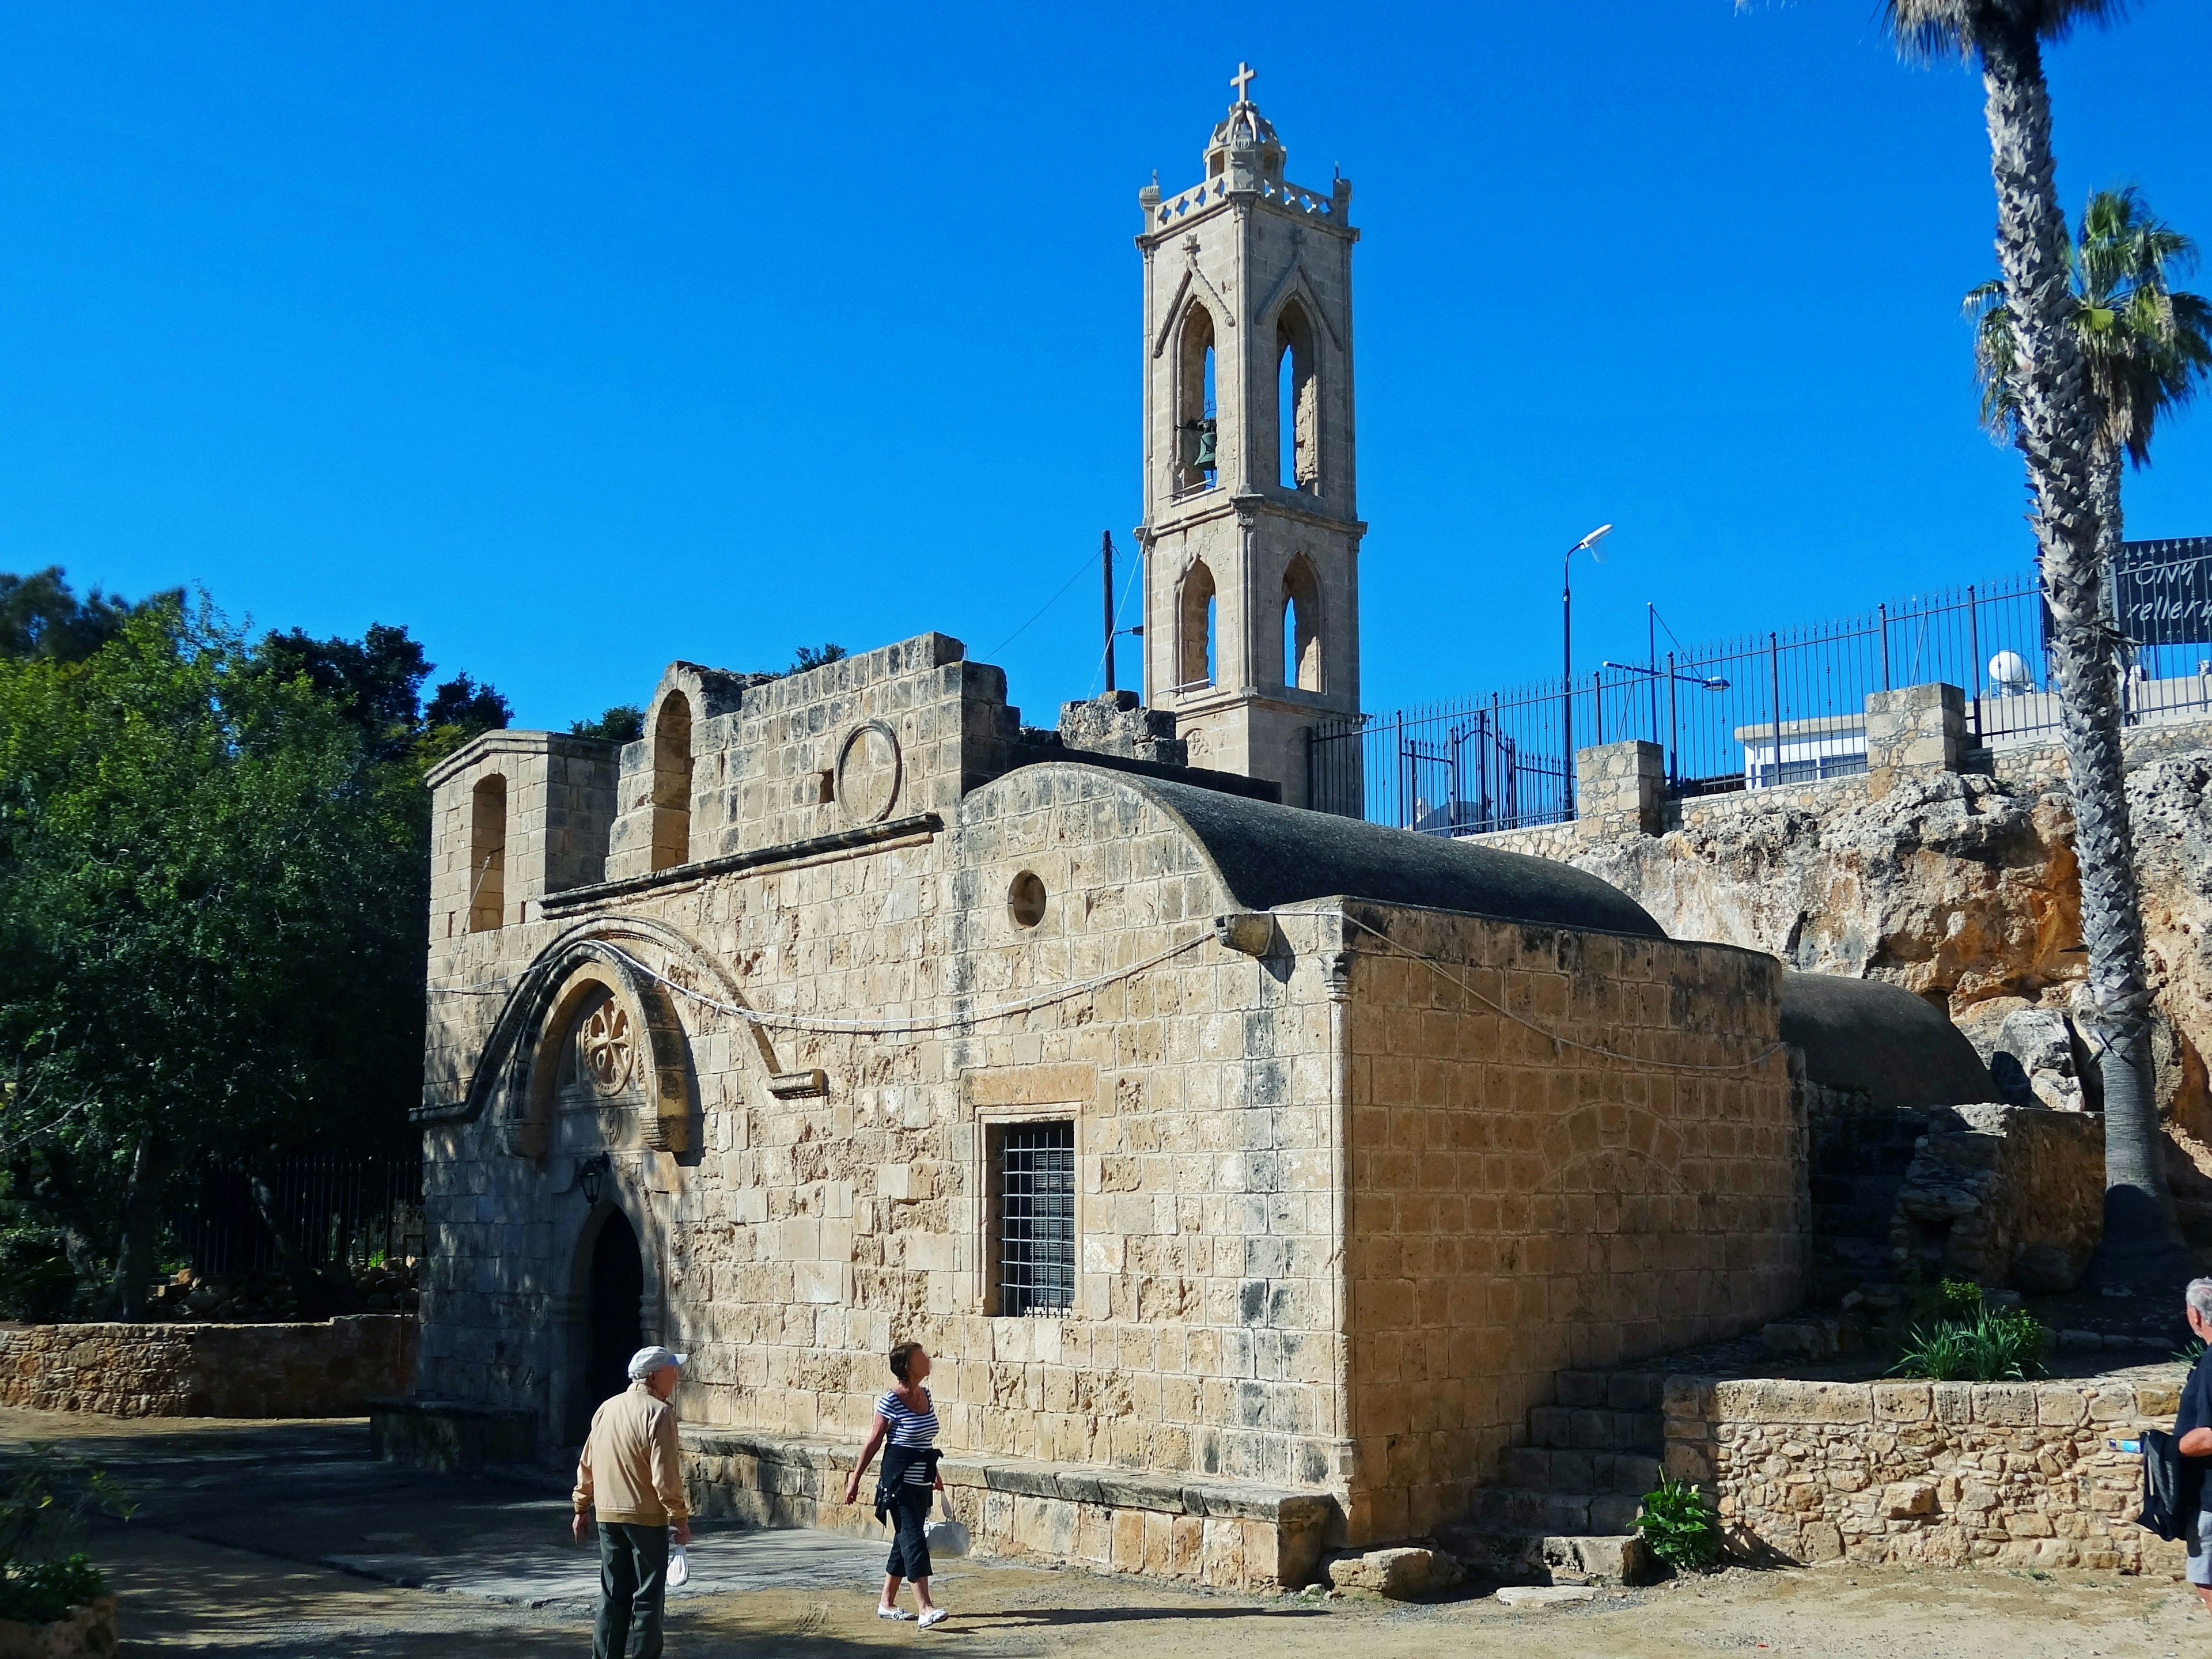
[580,1001,634,1096]
[834,721,902,825]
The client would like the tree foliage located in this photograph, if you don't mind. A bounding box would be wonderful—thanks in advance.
[0,585,510,1317]
[0,567,175,664]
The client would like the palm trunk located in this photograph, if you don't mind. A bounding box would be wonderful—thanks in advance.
[1975,23,2181,1283]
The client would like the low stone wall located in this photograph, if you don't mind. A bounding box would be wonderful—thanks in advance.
[1890,1104,2103,1291]
[683,1427,1337,1591]
[1662,1370,2184,1572]
[0,1316,416,1417]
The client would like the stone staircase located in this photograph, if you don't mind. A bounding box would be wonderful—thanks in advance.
[1440,1369,1666,1584]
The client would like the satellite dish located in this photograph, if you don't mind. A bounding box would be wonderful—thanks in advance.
[1988,650,2032,696]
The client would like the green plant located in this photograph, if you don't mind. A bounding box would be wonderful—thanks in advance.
[0,1224,81,1324]
[2174,1336,2206,1365]
[1890,1309,2048,1382]
[0,1554,105,1626]
[1638,1476,1724,1573]
[0,1449,131,1624]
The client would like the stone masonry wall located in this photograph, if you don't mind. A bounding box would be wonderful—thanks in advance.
[1664,1370,2186,1573]
[418,753,1354,1501]
[1342,904,1804,1542]
[0,1316,416,1416]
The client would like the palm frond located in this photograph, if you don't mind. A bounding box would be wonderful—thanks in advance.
[1885,0,2131,60]
[2029,0,2135,44]
[1882,0,1974,61]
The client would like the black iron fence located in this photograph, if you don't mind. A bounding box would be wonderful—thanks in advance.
[173,1153,423,1278]
[1313,558,2212,837]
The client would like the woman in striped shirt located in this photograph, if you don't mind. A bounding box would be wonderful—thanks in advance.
[842,1340,949,1627]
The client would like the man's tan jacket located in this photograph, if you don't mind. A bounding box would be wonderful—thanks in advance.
[573,1382,688,1527]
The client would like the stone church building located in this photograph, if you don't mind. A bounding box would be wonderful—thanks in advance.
[403,79,1806,1588]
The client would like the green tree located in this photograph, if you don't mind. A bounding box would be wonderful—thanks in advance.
[0,568,174,664]
[1968,185,2212,586]
[0,599,427,1317]
[1887,0,2184,1285]
[570,704,645,743]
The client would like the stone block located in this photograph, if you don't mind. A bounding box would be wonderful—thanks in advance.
[1325,1546,1463,1600]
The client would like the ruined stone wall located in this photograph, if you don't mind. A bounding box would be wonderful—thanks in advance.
[1340,906,1805,1542]
[1664,1370,2185,1573]
[0,1316,416,1416]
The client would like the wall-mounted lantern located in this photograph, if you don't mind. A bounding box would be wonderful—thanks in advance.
[577,1152,612,1206]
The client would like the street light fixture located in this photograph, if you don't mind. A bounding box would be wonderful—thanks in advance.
[1562,524,1613,812]
[1601,661,1730,692]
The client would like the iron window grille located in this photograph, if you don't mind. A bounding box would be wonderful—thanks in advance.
[994,1121,1075,1317]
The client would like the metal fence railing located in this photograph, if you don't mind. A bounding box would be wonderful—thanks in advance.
[173,1153,424,1277]
[1312,558,2212,837]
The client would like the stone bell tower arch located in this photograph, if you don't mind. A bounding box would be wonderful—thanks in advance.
[1136,65,1365,810]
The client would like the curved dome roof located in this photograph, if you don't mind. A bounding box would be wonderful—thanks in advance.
[1780,972,1994,1111]
[1108,770,1665,938]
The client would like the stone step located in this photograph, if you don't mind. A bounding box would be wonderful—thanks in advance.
[1524,1406,1663,1453]
[1550,1371,1664,1411]
[1463,1486,1643,1538]
[1435,1524,1655,1587]
[1496,1447,1660,1497]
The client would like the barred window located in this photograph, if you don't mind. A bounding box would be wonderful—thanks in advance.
[991,1120,1075,1317]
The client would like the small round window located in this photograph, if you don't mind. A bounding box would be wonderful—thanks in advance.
[1007,871,1047,929]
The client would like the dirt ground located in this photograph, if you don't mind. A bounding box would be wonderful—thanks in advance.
[3,1408,2205,1658]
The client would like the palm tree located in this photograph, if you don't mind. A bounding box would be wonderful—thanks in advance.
[1887,0,2187,1287]
[1968,187,2212,589]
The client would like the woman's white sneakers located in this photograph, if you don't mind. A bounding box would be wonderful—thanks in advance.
[917,1607,950,1628]
[876,1605,912,1620]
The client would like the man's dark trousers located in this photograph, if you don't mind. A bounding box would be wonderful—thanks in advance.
[594,1521,669,1659]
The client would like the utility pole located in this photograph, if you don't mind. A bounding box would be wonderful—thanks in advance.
[1102,531,1116,694]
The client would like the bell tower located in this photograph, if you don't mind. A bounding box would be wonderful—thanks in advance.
[1136,65,1363,810]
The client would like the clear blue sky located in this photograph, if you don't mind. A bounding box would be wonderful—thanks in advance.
[1,3,2206,729]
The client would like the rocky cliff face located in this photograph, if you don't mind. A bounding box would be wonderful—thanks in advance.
[1513,745,2212,1228]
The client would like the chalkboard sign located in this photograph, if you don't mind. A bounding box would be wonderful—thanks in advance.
[2115,537,2212,647]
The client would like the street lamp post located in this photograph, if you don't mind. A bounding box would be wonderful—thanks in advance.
[1561,524,1613,813]
[1599,658,1732,787]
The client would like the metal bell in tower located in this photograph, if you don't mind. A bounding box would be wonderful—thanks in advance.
[1192,418,1217,471]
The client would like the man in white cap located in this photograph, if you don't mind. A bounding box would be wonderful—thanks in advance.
[573,1345,691,1659]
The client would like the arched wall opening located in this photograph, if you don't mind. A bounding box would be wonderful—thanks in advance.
[1282,556,1322,692]
[1275,300,1319,494]
[1177,304,1219,491]
[468,775,507,933]
[577,1205,645,1439]
[1179,562,1218,691]
[650,694,693,872]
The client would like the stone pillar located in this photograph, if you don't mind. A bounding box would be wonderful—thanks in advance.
[1863,682,1965,799]
[1574,740,1664,837]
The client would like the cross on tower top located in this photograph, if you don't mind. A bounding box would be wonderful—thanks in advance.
[1230,62,1256,104]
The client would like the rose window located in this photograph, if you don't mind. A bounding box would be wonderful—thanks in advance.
[581,1002,634,1096]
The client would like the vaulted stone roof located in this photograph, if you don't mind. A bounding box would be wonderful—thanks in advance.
[1124,771,1668,939]
[1781,972,1995,1111]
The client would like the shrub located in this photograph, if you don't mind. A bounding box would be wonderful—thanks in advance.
[1638,1476,1725,1573]
[0,1224,80,1323]
[1890,1308,2047,1381]
[0,1554,105,1626]
[0,1450,130,1625]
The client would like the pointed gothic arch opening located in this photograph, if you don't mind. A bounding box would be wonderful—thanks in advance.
[1275,299,1319,494]
[1282,556,1322,692]
[650,694,692,872]
[1176,303,1219,491]
[468,775,507,933]
[1179,561,1217,691]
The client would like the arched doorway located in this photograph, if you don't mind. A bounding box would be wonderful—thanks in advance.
[583,1208,644,1420]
